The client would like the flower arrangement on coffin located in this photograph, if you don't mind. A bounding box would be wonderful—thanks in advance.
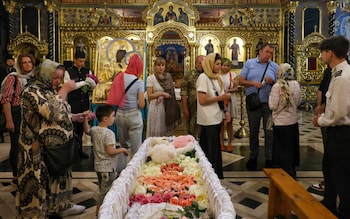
[128,136,209,218]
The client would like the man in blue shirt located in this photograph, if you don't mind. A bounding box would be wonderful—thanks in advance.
[239,43,278,170]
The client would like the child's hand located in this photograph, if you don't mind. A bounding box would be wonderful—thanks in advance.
[82,110,96,121]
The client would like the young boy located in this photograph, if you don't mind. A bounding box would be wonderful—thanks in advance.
[83,104,128,216]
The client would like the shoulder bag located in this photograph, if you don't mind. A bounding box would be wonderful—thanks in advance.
[125,78,138,93]
[208,76,225,111]
[266,106,286,130]
[245,62,270,110]
[24,119,81,177]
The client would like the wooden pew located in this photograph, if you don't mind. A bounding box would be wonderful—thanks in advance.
[263,168,337,219]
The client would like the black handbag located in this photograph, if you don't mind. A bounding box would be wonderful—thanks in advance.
[245,62,270,110]
[25,119,81,177]
[246,92,262,110]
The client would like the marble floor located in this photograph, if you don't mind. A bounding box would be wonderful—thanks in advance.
[0,109,326,219]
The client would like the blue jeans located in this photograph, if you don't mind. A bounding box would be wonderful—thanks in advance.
[246,103,273,160]
[116,107,143,173]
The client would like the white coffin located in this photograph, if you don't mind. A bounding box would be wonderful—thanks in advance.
[99,137,236,219]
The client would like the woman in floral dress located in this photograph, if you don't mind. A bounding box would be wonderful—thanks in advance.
[146,57,180,137]
[16,59,87,218]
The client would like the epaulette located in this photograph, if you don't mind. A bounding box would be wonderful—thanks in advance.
[334,70,342,77]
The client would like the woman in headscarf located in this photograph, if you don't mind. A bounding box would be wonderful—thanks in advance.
[268,63,301,178]
[16,59,88,218]
[146,57,180,137]
[107,54,145,174]
[196,53,231,179]
[1,54,35,183]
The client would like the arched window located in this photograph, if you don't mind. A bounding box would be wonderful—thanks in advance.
[303,8,320,38]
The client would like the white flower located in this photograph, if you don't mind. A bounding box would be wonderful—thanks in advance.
[133,184,147,195]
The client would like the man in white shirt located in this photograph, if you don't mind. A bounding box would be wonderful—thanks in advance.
[312,35,350,218]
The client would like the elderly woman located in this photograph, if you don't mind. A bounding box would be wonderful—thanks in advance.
[16,59,88,218]
[1,54,35,183]
[268,63,301,178]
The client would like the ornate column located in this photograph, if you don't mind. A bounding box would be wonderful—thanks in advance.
[188,42,196,71]
[45,1,56,60]
[90,42,96,72]
[220,44,225,58]
[288,1,298,70]
[3,0,17,41]
[244,43,252,60]
[327,1,337,36]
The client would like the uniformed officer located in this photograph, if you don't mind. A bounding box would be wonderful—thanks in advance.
[312,35,350,218]
[180,55,204,139]
[67,51,91,158]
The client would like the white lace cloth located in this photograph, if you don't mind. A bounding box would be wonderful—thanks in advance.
[99,137,236,219]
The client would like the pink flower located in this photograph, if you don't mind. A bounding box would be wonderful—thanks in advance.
[86,74,99,83]
[141,198,149,205]
[134,193,145,202]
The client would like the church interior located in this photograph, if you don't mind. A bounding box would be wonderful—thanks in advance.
[0,0,349,218]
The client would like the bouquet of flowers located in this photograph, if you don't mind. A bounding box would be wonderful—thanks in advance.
[81,74,99,93]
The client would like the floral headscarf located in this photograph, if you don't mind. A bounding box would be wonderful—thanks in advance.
[107,54,143,107]
[277,63,295,107]
[202,53,223,89]
[35,59,61,89]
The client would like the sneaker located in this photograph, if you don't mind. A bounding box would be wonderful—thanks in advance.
[246,158,257,170]
[58,205,86,217]
[311,181,325,191]
[221,145,225,151]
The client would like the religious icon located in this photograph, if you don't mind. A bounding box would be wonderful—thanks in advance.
[204,39,214,55]
[165,5,177,21]
[230,38,240,67]
[154,8,164,25]
[76,39,87,57]
[98,14,112,25]
[116,45,127,68]
[229,14,242,26]
[178,8,189,25]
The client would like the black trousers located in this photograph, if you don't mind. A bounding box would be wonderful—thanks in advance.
[199,123,223,179]
[327,125,350,218]
[321,127,337,215]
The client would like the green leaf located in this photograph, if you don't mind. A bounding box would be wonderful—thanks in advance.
[184,206,191,211]
[185,212,193,218]
[194,208,200,218]
[192,201,199,208]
